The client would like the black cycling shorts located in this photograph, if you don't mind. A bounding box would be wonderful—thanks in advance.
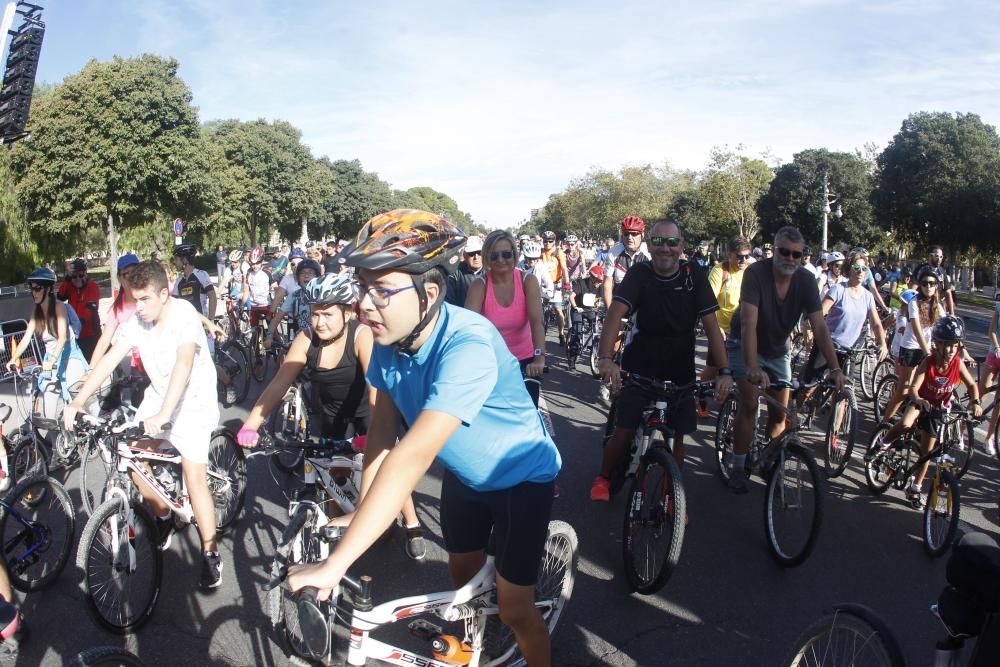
[614,381,696,435]
[440,470,554,587]
[898,347,926,368]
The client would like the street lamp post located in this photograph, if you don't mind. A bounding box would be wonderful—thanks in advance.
[821,171,842,252]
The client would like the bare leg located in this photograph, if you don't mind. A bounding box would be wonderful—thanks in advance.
[449,551,486,588]
[497,574,550,667]
[183,460,218,552]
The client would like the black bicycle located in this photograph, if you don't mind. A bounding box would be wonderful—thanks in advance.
[0,473,75,592]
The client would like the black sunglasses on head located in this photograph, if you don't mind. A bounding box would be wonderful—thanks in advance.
[777,247,803,259]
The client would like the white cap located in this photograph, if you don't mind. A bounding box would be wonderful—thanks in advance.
[465,236,483,253]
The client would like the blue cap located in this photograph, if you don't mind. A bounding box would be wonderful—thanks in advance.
[117,254,140,271]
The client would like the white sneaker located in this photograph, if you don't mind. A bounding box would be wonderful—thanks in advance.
[986,434,997,457]
[599,384,610,403]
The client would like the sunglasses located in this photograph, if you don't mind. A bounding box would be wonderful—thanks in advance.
[29,285,46,293]
[920,280,938,287]
[850,263,865,272]
[735,253,750,263]
[623,231,643,238]
[490,250,514,262]
[465,251,482,257]
[777,247,803,259]
[543,239,555,244]
[649,236,681,248]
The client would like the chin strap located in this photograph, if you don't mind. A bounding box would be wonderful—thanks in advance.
[395,272,444,356]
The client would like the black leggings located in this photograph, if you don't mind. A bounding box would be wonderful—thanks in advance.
[518,358,541,408]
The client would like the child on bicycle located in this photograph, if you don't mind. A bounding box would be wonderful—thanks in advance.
[64,261,224,589]
[880,315,981,507]
[237,271,428,560]
[287,210,561,667]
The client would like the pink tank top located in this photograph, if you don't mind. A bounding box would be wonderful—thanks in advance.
[483,269,534,361]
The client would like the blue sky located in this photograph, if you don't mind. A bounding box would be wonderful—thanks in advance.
[30,0,1000,227]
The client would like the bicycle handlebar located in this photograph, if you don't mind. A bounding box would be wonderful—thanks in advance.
[0,403,10,424]
[623,373,715,399]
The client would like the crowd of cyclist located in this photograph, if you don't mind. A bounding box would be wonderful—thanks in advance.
[2,207,999,663]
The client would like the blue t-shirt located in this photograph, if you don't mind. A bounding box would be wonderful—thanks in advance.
[366,302,561,492]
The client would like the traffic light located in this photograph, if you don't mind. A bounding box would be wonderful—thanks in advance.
[0,12,44,141]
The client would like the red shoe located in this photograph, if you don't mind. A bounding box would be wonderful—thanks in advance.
[697,399,709,418]
[590,476,610,502]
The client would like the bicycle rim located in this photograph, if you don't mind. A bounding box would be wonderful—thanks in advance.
[765,443,823,567]
[78,498,162,634]
[824,395,855,478]
[2,476,75,592]
[923,470,960,558]
[209,431,247,532]
[784,605,905,667]
[863,425,894,494]
[874,375,898,423]
[483,520,577,667]
[714,397,737,483]
[622,446,685,594]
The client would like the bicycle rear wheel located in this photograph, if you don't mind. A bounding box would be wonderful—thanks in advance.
[208,430,247,533]
[764,441,823,567]
[859,349,877,400]
[714,395,739,484]
[9,437,47,489]
[77,497,162,634]
[923,469,960,558]
[621,442,685,594]
[68,645,145,667]
[588,333,600,377]
[1,475,74,592]
[869,359,893,407]
[823,389,857,478]
[218,340,251,406]
[483,520,577,667]
[783,603,905,667]
[863,424,895,495]
[250,328,269,382]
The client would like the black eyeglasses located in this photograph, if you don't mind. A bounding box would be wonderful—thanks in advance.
[777,247,803,259]
[920,280,938,288]
[360,284,415,307]
[490,250,514,262]
[29,285,45,293]
[649,236,681,248]
[735,253,751,262]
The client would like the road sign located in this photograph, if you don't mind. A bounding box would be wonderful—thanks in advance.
[173,217,183,236]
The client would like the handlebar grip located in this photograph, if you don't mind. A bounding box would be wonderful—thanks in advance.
[0,404,10,424]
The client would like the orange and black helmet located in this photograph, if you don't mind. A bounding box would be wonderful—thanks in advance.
[342,209,467,276]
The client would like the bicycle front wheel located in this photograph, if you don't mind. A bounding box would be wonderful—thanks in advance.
[863,424,895,495]
[250,328,268,382]
[272,509,332,660]
[714,396,738,484]
[1,475,75,592]
[859,349,877,400]
[483,520,577,667]
[266,389,306,474]
[208,430,247,533]
[923,469,960,558]
[67,645,145,667]
[874,374,898,423]
[588,334,600,377]
[946,418,975,480]
[869,359,893,407]
[77,498,162,634]
[219,340,251,406]
[784,603,905,667]
[80,442,114,516]
[823,389,857,478]
[764,441,824,567]
[621,443,685,594]
[9,437,48,489]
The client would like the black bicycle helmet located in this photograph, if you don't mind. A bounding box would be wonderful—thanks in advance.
[295,259,321,278]
[71,257,88,272]
[931,315,965,343]
[173,243,197,257]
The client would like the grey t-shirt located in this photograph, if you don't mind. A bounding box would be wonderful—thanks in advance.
[730,259,823,358]
[824,283,874,348]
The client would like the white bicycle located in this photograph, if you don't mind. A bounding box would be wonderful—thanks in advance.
[267,520,578,667]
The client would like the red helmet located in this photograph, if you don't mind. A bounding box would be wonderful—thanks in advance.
[588,264,604,281]
[620,216,645,233]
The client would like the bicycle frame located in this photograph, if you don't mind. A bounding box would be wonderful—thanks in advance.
[888,409,970,489]
[0,496,50,571]
[342,555,515,667]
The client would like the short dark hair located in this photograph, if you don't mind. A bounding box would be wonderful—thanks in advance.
[928,245,944,254]
[728,236,751,253]
[129,260,169,293]
[648,218,684,238]
[774,226,805,246]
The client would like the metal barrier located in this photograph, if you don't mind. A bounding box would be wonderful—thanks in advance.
[1,319,45,380]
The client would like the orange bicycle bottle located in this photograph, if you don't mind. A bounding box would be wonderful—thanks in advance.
[431,634,473,665]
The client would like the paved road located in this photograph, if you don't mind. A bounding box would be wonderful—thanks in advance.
[3,315,999,666]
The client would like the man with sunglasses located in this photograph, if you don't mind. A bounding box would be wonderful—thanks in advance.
[725,226,845,493]
[445,235,484,308]
[57,257,101,360]
[591,219,731,502]
[849,247,890,314]
[700,237,752,404]
[602,216,651,310]
[539,230,571,344]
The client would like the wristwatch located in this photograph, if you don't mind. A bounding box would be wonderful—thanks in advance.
[534,348,543,357]
[718,367,733,376]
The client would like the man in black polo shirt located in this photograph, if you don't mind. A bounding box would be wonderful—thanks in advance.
[590,218,732,502]
[725,226,844,493]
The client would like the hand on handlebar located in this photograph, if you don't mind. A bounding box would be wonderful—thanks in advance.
[4,361,15,374]
[713,374,733,402]
[325,513,354,529]
[143,412,170,438]
[236,425,259,448]
[63,404,81,432]
[747,366,769,391]
[287,561,338,601]
[41,359,54,372]
[830,368,846,392]
[972,402,983,418]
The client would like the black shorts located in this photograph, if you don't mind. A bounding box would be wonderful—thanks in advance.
[614,381,696,435]
[440,470,554,586]
[917,409,945,437]
[898,347,926,368]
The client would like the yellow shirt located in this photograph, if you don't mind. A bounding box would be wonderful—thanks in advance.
[707,261,746,333]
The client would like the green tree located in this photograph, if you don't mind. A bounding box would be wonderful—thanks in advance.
[312,159,393,241]
[395,187,476,233]
[0,151,38,283]
[202,118,315,246]
[872,112,1000,253]
[10,55,212,284]
[757,148,878,250]
[697,147,773,243]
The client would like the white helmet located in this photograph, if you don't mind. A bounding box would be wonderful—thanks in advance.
[228,249,244,263]
[522,241,542,259]
[827,251,845,263]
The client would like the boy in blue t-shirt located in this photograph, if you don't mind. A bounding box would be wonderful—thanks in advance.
[288,210,561,666]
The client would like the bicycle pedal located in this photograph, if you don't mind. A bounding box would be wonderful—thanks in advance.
[408,618,444,641]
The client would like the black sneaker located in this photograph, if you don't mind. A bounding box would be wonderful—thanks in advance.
[201,551,223,589]
[155,516,174,551]
[405,527,426,561]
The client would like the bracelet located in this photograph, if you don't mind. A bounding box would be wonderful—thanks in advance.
[598,356,613,361]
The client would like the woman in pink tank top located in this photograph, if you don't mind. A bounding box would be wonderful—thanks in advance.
[465,230,546,406]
